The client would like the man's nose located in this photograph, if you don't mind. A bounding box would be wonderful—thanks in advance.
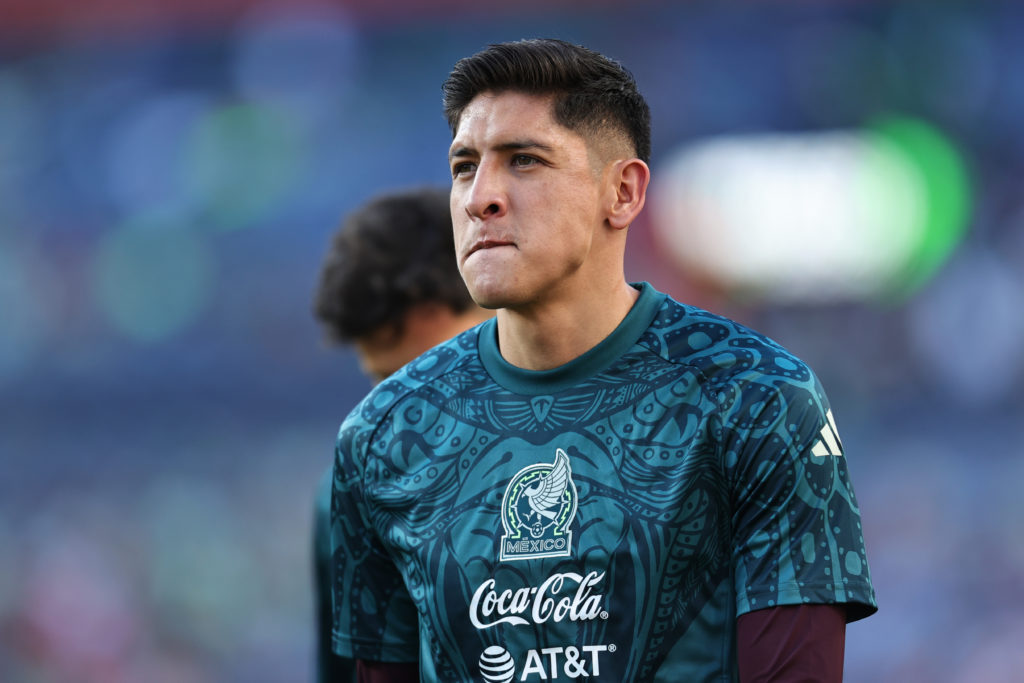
[465,161,507,220]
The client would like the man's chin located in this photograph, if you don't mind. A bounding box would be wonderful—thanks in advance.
[469,293,511,311]
[467,284,517,311]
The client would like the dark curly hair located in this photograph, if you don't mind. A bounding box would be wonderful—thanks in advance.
[313,187,473,343]
[442,38,651,163]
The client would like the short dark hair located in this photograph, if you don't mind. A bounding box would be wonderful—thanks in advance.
[442,38,651,163]
[313,187,473,343]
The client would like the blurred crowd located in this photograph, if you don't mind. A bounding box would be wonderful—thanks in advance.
[1,2,1022,681]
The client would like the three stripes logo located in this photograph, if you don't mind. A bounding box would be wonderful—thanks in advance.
[811,409,844,457]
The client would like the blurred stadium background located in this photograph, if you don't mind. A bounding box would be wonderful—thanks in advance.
[1,0,1022,681]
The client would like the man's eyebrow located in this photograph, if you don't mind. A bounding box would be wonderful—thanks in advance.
[449,139,554,160]
[449,145,475,161]
[495,139,553,153]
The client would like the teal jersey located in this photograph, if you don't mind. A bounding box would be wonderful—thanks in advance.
[313,468,355,683]
[331,283,876,682]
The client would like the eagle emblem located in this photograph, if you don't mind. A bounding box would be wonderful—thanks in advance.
[499,448,578,561]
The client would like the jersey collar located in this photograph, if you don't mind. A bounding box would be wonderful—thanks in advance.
[478,282,664,395]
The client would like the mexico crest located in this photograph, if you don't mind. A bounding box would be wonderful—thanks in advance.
[499,448,578,561]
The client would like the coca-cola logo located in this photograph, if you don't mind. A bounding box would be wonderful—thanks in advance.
[469,571,609,630]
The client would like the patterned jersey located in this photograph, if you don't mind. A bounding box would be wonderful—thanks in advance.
[330,282,876,682]
[314,467,355,683]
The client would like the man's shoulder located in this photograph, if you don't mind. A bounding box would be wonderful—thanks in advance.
[641,295,814,387]
[342,327,484,435]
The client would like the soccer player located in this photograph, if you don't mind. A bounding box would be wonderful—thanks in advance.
[331,39,877,682]
[310,187,491,683]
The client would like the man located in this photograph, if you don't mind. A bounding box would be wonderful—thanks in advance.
[331,39,877,681]
[311,187,491,682]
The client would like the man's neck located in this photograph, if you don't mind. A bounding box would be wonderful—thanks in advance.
[494,281,639,371]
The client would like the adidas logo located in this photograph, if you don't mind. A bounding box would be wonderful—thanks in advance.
[811,409,844,457]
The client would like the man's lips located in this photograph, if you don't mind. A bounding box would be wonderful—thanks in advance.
[467,239,515,257]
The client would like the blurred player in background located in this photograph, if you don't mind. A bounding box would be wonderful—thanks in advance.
[330,38,877,681]
[310,187,491,682]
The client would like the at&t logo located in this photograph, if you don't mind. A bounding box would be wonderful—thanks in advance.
[479,646,516,683]
[478,644,615,681]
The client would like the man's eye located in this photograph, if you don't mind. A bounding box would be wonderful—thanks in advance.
[511,155,537,168]
[452,162,476,177]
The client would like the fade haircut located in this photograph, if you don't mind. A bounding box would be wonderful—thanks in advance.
[313,187,474,343]
[442,38,651,163]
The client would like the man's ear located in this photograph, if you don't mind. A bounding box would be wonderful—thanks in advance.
[606,158,650,230]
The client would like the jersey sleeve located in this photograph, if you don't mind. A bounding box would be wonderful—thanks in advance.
[331,414,420,662]
[314,467,355,682]
[718,360,877,622]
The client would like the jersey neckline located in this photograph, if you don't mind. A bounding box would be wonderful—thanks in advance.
[477,282,665,395]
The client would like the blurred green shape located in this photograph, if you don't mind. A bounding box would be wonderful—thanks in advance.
[184,102,305,231]
[866,116,972,299]
[142,477,258,651]
[92,218,215,343]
